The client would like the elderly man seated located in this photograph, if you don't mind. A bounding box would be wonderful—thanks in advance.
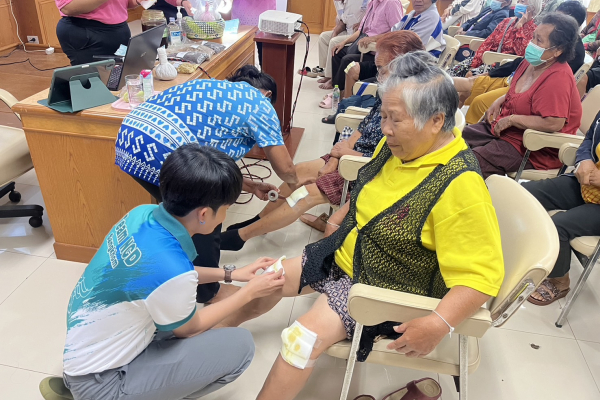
[244,51,505,400]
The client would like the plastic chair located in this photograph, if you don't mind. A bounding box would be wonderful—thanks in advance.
[438,35,460,70]
[481,51,519,73]
[326,175,559,400]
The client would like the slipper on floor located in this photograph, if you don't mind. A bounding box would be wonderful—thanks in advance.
[321,114,336,124]
[313,66,325,77]
[300,213,329,232]
[319,93,333,109]
[39,377,74,400]
[382,378,442,400]
[297,67,317,78]
[527,279,570,306]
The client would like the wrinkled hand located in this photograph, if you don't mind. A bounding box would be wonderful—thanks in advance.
[441,9,451,22]
[456,28,465,35]
[249,181,280,201]
[587,165,600,188]
[318,159,339,177]
[332,42,347,56]
[486,97,504,125]
[330,140,352,158]
[244,268,285,299]
[492,116,511,137]
[575,160,596,185]
[352,23,360,32]
[232,257,278,282]
[386,314,449,358]
[358,36,375,48]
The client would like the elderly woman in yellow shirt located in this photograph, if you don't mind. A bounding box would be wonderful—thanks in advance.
[242,51,505,400]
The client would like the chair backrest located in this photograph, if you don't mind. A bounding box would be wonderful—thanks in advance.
[438,35,460,70]
[455,109,465,131]
[574,60,593,84]
[481,51,519,72]
[0,89,20,120]
[448,26,461,37]
[581,86,600,135]
[352,81,378,97]
[469,38,485,51]
[454,34,479,46]
[485,175,559,325]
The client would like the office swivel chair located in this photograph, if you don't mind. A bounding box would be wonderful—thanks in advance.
[0,89,44,227]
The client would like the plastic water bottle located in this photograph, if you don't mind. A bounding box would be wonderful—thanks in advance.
[332,85,340,113]
[168,17,182,46]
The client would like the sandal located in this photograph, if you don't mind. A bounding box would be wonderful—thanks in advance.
[39,377,74,400]
[382,378,442,400]
[300,213,329,232]
[313,66,325,77]
[319,93,333,109]
[321,114,336,124]
[527,279,570,306]
[297,67,317,78]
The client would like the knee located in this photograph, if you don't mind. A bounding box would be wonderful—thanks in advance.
[348,64,360,80]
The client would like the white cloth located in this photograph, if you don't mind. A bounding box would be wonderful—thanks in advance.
[445,0,484,27]
[335,0,370,35]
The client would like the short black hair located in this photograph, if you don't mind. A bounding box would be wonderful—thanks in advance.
[159,144,243,217]
[541,12,579,64]
[556,1,587,26]
[228,65,278,104]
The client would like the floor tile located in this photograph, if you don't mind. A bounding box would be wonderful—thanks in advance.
[0,364,49,400]
[14,169,40,187]
[561,258,600,343]
[0,251,46,305]
[497,299,575,339]
[0,258,86,375]
[578,340,600,390]
[0,183,55,258]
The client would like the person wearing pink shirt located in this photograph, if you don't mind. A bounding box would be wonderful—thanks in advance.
[55,0,187,65]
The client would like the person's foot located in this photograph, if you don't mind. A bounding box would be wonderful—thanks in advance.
[527,275,570,306]
[226,214,260,231]
[319,81,334,90]
[39,377,73,400]
[318,77,331,84]
[220,229,246,251]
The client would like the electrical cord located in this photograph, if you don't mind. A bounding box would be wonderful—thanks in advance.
[288,21,310,131]
[9,0,47,53]
[0,51,68,71]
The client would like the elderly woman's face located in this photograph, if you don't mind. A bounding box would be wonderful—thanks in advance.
[380,86,445,162]
[412,0,433,14]
[531,24,563,61]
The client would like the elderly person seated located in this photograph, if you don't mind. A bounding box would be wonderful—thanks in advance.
[441,0,484,30]
[249,51,504,400]
[578,59,600,98]
[448,0,542,77]
[221,32,425,250]
[523,111,600,306]
[319,0,403,90]
[454,1,587,124]
[316,0,368,85]
[462,13,582,178]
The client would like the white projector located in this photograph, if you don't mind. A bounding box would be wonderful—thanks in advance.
[258,10,303,37]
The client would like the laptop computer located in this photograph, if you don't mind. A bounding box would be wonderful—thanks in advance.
[100,24,166,91]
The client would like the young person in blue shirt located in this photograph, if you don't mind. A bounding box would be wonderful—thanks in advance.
[40,145,285,400]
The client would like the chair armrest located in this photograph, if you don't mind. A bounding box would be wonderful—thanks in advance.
[523,129,584,151]
[348,284,493,338]
[481,51,519,66]
[0,89,18,109]
[448,26,460,37]
[469,38,485,51]
[455,35,479,46]
[352,82,379,97]
[559,143,579,166]
[338,155,370,181]
[345,106,370,116]
[335,113,366,132]
[358,41,377,53]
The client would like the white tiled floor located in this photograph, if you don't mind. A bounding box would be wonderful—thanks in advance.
[1,34,600,399]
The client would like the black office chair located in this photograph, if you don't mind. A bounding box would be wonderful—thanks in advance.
[0,89,44,227]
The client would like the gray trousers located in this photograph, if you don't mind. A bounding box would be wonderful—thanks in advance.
[64,328,255,400]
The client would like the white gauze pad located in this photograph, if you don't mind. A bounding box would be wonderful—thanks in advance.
[281,321,318,369]
[264,256,286,275]
[286,186,309,208]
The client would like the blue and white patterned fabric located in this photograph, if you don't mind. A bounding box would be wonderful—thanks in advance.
[392,3,446,58]
[115,79,284,185]
[63,204,198,376]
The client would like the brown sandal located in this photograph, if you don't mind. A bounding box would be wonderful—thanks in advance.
[382,378,442,400]
[527,279,570,306]
[299,212,328,232]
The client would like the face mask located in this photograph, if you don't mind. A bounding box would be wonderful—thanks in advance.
[490,0,503,11]
[514,3,528,18]
[524,41,555,66]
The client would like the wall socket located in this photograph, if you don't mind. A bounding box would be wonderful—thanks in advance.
[27,36,39,44]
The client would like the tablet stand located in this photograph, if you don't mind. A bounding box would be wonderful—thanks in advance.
[69,73,117,112]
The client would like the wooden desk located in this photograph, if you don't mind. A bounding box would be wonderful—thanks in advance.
[13,26,257,263]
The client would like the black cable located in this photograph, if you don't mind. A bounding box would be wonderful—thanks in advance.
[0,56,68,71]
[235,158,274,204]
[287,21,310,131]
[0,48,18,59]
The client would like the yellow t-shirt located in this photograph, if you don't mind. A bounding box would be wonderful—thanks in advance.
[334,129,505,297]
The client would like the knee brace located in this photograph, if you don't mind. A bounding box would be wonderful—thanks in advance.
[286,186,310,208]
[280,321,321,369]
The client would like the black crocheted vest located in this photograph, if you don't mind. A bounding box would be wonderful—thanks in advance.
[300,141,482,299]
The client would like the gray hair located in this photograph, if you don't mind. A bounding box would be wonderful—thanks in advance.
[378,51,459,133]
[524,0,543,17]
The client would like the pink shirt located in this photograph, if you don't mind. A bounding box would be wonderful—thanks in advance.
[359,0,404,37]
[55,0,137,25]
[231,0,277,26]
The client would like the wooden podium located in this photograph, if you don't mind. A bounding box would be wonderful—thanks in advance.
[247,31,305,159]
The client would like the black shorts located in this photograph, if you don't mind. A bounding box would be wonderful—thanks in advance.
[358,61,378,81]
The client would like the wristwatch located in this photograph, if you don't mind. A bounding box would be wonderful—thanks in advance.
[224,264,236,284]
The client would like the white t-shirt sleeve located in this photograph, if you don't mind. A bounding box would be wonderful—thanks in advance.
[145,270,198,331]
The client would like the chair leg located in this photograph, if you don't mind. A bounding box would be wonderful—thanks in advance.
[459,334,469,400]
[339,322,363,400]
[339,180,350,208]
[514,150,531,182]
[556,242,600,327]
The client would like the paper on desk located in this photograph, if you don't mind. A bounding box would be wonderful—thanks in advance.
[138,0,157,9]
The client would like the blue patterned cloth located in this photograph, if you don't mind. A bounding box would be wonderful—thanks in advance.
[354,97,383,158]
[115,79,284,185]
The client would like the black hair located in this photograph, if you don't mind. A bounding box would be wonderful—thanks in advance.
[542,12,579,64]
[159,144,243,217]
[227,65,278,104]
[556,1,587,27]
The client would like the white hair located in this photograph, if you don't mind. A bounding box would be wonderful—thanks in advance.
[525,0,543,17]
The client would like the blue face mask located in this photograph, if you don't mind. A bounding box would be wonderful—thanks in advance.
[490,0,503,11]
[524,41,555,66]
[514,3,528,18]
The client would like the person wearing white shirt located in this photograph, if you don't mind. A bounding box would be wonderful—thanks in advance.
[441,0,484,30]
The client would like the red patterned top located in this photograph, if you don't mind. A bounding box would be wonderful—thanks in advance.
[470,17,537,68]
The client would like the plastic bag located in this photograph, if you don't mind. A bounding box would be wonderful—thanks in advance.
[190,0,222,21]
[200,41,225,54]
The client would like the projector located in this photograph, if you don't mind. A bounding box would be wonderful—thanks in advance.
[258,10,303,37]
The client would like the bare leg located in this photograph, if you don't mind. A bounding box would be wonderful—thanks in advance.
[240,183,329,241]
[344,63,360,98]
[257,294,347,400]
[577,74,588,99]
[454,76,477,107]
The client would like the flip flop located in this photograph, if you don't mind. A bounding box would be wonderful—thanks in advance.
[319,93,333,109]
[321,114,336,124]
[527,279,570,306]
[382,378,442,400]
[297,67,317,78]
[313,66,325,77]
[300,213,329,232]
[39,377,74,400]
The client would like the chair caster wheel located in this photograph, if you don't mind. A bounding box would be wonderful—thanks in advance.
[29,216,43,228]
[9,190,21,203]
